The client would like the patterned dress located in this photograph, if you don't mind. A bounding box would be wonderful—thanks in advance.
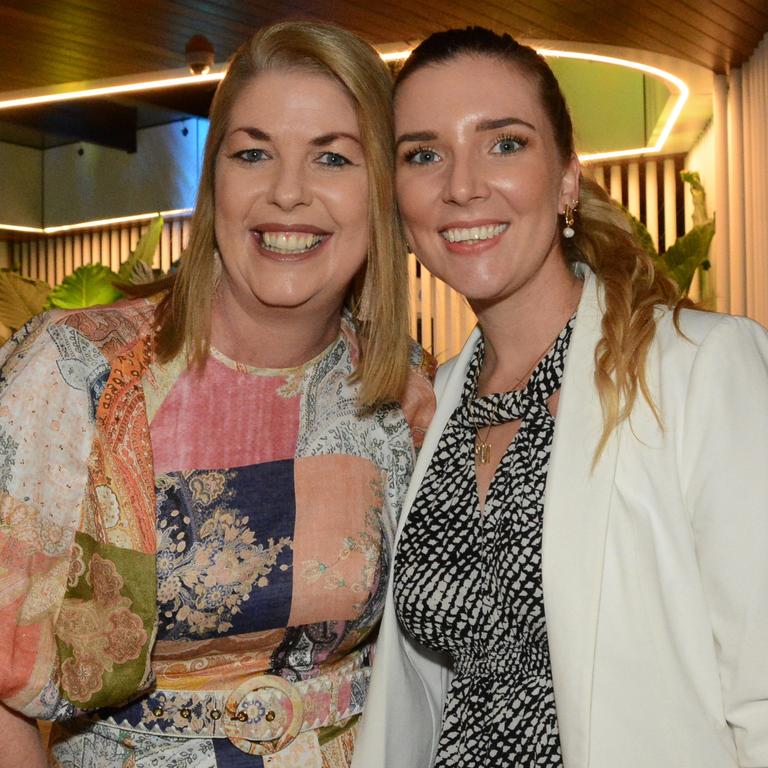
[0,300,433,768]
[393,318,574,767]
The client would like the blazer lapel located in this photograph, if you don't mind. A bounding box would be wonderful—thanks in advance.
[542,272,621,768]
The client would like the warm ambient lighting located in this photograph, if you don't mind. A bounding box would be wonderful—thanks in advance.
[381,47,689,163]
[0,46,688,233]
[537,49,689,162]
[0,208,193,235]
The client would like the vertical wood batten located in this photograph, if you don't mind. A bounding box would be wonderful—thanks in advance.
[644,160,659,249]
[662,159,677,255]
[420,265,433,355]
[609,165,623,205]
[627,163,641,219]
[728,68,747,315]
[713,73,731,312]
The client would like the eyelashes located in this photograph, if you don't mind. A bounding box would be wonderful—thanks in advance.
[403,145,440,164]
[401,132,530,164]
[491,133,529,154]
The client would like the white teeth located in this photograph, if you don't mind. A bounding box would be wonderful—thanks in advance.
[260,231,325,253]
[440,223,508,243]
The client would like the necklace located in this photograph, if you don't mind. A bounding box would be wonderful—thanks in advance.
[473,322,568,465]
[475,423,493,464]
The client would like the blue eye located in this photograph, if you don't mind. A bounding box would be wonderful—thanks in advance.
[233,148,268,163]
[491,135,527,155]
[404,147,441,165]
[318,152,351,167]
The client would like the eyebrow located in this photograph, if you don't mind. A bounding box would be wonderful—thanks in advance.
[396,117,536,147]
[396,131,438,147]
[310,132,361,147]
[476,117,536,132]
[229,128,361,146]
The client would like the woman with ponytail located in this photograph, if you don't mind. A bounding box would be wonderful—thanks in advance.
[353,27,768,768]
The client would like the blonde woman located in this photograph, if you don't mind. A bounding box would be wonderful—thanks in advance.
[354,26,768,768]
[0,21,434,767]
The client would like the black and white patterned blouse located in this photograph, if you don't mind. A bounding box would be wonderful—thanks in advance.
[393,316,575,767]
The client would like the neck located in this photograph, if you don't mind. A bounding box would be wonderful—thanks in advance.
[472,257,582,397]
[211,281,344,369]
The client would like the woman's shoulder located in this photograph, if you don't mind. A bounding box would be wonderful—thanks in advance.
[655,304,768,354]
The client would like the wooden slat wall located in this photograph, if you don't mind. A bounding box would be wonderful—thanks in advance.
[13,218,191,285]
[10,157,689,364]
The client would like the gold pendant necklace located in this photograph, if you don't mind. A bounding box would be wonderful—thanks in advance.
[475,423,492,465]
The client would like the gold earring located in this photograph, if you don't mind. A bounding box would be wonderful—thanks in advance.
[562,203,577,239]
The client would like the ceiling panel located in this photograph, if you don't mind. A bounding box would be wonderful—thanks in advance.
[0,0,766,95]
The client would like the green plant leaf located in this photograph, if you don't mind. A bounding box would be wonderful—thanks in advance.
[658,219,715,295]
[626,209,658,260]
[680,170,709,225]
[46,264,123,309]
[0,270,51,331]
[117,215,164,282]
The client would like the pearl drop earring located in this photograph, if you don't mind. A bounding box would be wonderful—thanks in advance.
[562,203,576,239]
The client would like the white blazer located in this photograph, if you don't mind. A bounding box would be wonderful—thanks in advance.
[353,270,768,768]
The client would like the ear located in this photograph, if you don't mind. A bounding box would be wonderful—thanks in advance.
[402,220,416,255]
[559,152,581,213]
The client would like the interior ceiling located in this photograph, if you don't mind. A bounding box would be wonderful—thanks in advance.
[1,0,766,94]
[0,1,763,153]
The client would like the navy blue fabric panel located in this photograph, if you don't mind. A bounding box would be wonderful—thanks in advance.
[212,738,266,766]
[156,460,296,641]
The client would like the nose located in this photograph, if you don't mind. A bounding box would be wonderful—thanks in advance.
[267,159,311,210]
[443,153,487,206]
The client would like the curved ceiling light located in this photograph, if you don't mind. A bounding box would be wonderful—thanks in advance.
[537,49,689,162]
[0,46,689,233]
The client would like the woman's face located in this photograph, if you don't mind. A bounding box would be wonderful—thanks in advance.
[394,55,579,309]
[214,69,369,316]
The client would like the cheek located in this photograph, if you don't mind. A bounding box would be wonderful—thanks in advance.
[396,176,428,232]
[327,175,369,235]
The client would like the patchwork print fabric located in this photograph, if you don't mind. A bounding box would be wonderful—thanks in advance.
[0,299,435,767]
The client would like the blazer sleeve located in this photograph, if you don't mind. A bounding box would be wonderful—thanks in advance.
[680,315,768,766]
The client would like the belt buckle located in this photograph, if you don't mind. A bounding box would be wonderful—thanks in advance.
[223,674,305,755]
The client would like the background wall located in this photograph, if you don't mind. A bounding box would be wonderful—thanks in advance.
[0,117,207,230]
[0,142,42,228]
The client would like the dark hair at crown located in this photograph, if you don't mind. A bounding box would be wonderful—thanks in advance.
[395,26,575,161]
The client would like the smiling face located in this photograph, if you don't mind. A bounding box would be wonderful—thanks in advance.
[214,68,369,318]
[395,55,579,311]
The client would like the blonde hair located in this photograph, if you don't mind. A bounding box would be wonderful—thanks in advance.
[396,27,690,455]
[153,21,410,406]
[564,180,688,458]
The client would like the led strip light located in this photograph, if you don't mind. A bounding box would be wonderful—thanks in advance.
[0,48,688,233]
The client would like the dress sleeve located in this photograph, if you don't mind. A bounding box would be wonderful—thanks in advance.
[680,315,768,766]
[0,314,96,719]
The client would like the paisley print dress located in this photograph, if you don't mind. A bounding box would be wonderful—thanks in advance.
[0,300,433,768]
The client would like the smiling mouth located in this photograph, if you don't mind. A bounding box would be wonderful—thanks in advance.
[256,230,329,255]
[440,223,508,244]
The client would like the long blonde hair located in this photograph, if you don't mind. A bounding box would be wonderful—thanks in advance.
[153,21,410,406]
[396,27,689,454]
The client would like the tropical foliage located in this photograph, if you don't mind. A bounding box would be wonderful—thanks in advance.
[629,170,715,303]
[0,216,165,344]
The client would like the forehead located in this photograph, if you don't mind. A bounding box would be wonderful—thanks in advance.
[227,69,359,133]
[395,54,548,131]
